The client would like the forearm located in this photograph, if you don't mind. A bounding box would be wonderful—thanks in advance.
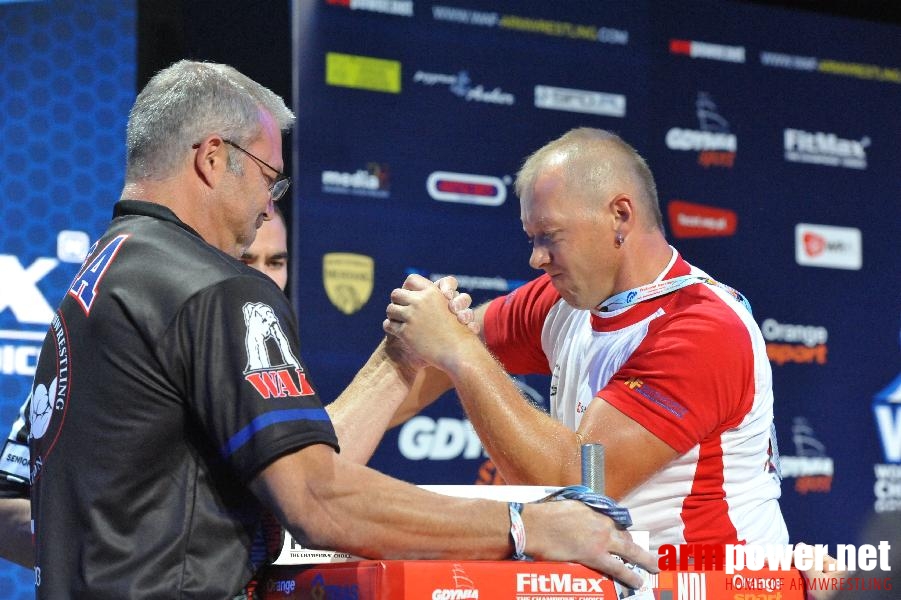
[310,462,512,560]
[326,338,415,465]
[0,497,33,568]
[256,446,511,559]
[382,283,583,485]
[445,344,583,486]
[254,445,656,587]
[387,365,453,428]
[316,470,598,563]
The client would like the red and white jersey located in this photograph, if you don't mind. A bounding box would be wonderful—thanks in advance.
[484,250,787,551]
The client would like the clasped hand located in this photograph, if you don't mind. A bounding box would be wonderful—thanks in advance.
[383,274,479,371]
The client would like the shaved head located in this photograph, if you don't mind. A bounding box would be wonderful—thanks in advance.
[515,128,663,231]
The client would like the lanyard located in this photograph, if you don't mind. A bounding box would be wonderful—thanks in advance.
[595,274,753,314]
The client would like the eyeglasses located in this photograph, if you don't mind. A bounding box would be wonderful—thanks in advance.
[223,139,291,202]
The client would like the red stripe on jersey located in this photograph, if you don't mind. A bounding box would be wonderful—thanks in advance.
[681,438,741,544]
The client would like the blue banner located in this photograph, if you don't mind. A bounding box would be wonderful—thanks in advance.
[292,0,901,553]
[0,0,136,594]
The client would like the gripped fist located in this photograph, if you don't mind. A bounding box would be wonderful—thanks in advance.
[383,274,479,370]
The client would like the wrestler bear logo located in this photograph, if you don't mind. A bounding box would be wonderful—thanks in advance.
[242,302,299,373]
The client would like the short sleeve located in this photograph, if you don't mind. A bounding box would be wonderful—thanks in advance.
[483,274,560,375]
[162,276,339,482]
[600,291,755,453]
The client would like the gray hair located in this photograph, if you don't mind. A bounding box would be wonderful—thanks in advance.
[125,60,295,181]
[515,128,663,230]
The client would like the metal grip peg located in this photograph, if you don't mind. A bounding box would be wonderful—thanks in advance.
[581,443,605,495]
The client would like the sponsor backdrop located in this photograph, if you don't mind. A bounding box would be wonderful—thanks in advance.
[291,0,900,559]
[0,0,897,594]
[0,0,137,595]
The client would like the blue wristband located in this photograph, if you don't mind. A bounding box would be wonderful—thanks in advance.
[538,485,633,529]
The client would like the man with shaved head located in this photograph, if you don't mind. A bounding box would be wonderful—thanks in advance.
[384,127,788,553]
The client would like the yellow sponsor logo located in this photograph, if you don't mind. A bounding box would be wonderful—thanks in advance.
[323,253,374,315]
[325,52,401,93]
[625,376,643,390]
[499,14,598,41]
[817,59,901,84]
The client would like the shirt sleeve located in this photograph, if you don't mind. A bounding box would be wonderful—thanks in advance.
[599,291,756,453]
[164,276,339,482]
[483,274,560,375]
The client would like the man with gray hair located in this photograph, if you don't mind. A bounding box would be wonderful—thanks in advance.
[23,64,653,597]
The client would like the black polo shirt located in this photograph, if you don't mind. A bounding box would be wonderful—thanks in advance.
[29,200,338,598]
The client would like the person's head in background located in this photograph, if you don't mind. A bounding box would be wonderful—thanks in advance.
[241,204,288,291]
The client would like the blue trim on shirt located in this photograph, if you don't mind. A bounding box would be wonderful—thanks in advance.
[222,408,331,457]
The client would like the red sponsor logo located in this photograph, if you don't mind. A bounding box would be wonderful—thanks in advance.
[670,39,692,55]
[803,232,826,256]
[668,200,737,238]
[698,150,735,168]
[794,224,861,270]
[667,38,746,63]
[436,180,497,197]
[426,171,507,206]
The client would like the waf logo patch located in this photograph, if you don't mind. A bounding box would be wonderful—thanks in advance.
[242,302,314,399]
